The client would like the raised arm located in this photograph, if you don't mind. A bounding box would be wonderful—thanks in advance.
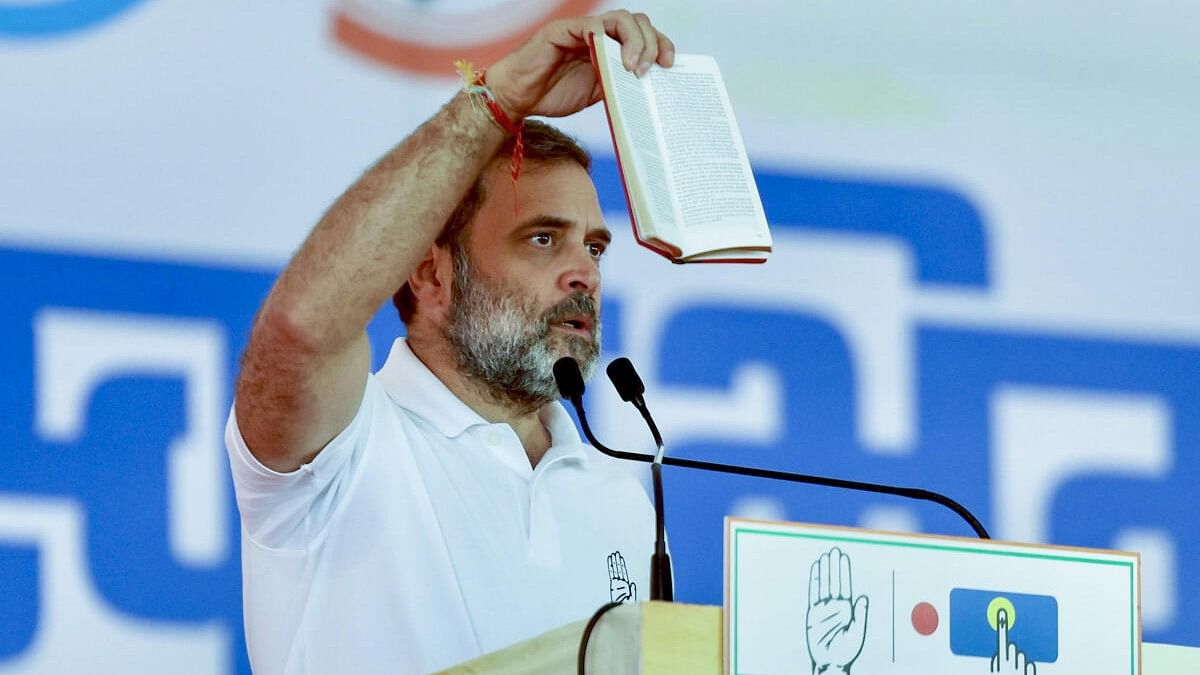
[234,10,675,473]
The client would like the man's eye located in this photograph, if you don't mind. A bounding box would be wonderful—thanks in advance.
[531,233,553,247]
[587,242,607,259]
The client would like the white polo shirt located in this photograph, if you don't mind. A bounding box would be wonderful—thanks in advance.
[225,338,654,674]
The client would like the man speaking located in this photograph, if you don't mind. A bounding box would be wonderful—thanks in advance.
[224,9,676,674]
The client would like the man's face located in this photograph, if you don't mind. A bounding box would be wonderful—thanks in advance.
[443,160,610,408]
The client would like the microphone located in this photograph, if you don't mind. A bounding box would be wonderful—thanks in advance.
[606,357,664,460]
[553,356,990,540]
[607,357,672,602]
[553,357,586,403]
[607,356,645,402]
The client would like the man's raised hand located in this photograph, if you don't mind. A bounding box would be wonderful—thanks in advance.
[485,10,675,120]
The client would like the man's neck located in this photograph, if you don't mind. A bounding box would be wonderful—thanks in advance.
[407,335,553,467]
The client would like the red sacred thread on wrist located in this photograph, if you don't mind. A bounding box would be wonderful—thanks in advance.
[479,72,525,207]
[455,59,525,210]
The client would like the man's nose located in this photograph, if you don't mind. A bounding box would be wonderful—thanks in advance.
[558,246,600,294]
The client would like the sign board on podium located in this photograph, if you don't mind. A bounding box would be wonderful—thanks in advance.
[726,518,1140,674]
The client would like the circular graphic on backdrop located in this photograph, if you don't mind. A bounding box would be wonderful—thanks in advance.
[331,0,602,76]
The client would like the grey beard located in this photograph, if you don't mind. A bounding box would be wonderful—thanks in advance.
[445,253,600,410]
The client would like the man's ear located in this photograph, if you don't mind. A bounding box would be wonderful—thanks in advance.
[407,246,454,317]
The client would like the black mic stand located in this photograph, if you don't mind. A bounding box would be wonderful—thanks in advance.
[553,357,990,541]
[604,358,672,601]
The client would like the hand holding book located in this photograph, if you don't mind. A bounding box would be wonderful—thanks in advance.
[484,11,675,121]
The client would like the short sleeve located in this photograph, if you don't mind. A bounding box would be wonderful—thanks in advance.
[225,374,382,551]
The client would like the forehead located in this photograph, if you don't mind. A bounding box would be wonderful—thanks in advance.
[468,159,607,242]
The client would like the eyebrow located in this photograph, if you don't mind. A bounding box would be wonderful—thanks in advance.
[518,214,612,245]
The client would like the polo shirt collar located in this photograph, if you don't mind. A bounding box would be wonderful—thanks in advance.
[375,338,589,464]
[539,397,590,466]
[376,338,483,438]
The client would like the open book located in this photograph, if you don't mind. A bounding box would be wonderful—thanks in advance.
[589,33,771,263]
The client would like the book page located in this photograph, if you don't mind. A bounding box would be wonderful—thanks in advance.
[598,41,677,237]
[646,59,763,233]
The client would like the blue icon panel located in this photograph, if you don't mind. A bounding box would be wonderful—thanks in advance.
[950,588,1059,663]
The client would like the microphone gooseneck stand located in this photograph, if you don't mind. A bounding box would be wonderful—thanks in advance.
[605,358,673,603]
[553,357,990,540]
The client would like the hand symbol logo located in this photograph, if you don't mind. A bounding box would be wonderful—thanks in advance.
[608,551,637,603]
[806,547,869,674]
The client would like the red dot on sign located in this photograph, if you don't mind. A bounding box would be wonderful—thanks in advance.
[911,602,939,636]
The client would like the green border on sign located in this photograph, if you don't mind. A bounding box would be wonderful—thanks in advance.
[730,526,1137,675]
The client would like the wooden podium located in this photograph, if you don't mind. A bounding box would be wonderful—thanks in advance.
[437,602,1197,674]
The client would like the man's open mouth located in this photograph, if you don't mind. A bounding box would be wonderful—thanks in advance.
[552,314,593,337]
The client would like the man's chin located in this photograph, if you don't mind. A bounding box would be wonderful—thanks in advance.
[548,334,600,375]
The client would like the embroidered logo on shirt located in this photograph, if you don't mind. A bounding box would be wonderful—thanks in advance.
[607,551,637,603]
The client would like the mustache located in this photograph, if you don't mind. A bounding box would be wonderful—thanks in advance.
[542,293,598,326]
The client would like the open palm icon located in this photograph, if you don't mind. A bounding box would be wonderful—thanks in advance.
[806,547,869,674]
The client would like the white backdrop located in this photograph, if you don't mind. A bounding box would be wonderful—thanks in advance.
[2,1,1197,672]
